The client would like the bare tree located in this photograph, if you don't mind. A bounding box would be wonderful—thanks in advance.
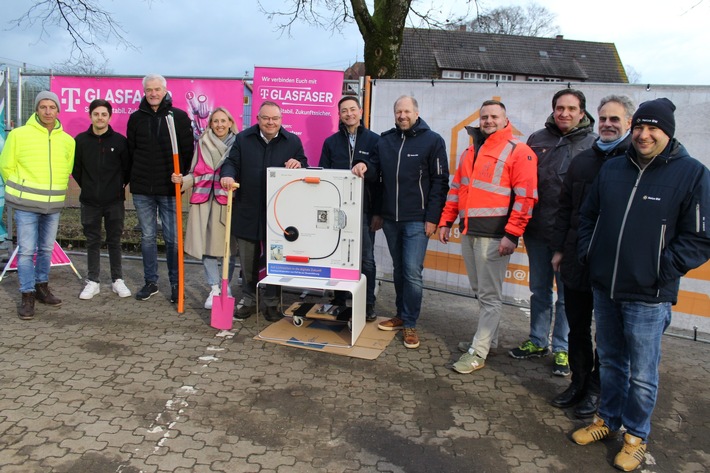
[624,64,642,84]
[453,2,559,37]
[51,54,113,75]
[259,0,475,78]
[8,0,137,63]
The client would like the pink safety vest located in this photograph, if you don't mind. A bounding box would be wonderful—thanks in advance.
[190,146,228,205]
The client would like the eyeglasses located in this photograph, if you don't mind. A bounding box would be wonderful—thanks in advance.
[259,116,282,122]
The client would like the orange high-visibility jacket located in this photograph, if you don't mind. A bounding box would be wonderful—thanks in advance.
[439,122,538,241]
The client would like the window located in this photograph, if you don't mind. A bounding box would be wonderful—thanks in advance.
[463,72,487,80]
[527,77,544,82]
[442,70,462,79]
[489,74,513,81]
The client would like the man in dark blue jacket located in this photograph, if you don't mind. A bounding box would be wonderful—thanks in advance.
[319,96,380,321]
[73,99,131,300]
[549,95,634,417]
[220,101,307,321]
[369,96,449,349]
[572,98,710,471]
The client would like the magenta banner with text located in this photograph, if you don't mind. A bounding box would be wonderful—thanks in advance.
[252,67,343,166]
[51,76,245,139]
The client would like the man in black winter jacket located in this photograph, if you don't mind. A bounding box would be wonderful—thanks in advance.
[572,98,710,471]
[549,95,635,418]
[510,89,596,377]
[73,99,131,300]
[220,101,308,322]
[319,96,380,321]
[368,95,449,349]
[127,74,194,303]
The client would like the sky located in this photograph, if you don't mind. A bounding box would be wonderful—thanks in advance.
[0,0,709,85]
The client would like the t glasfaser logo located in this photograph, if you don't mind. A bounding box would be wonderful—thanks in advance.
[407,154,419,157]
[643,195,661,201]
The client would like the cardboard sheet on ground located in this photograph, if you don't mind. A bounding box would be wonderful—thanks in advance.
[255,303,396,360]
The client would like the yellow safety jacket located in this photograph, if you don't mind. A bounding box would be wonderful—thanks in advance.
[0,114,75,214]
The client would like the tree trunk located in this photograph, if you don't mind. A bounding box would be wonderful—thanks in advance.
[352,0,412,79]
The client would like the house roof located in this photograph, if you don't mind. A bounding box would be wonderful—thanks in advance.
[398,28,628,83]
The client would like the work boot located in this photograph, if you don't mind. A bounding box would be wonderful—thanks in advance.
[18,292,35,320]
[35,282,62,306]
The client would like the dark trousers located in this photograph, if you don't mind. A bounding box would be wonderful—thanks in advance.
[236,238,280,307]
[81,201,125,282]
[565,285,600,393]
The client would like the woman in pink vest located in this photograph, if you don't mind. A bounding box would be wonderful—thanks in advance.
[171,107,238,309]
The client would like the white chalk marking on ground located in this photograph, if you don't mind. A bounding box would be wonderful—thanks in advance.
[207,346,225,351]
[198,355,218,362]
[216,329,235,338]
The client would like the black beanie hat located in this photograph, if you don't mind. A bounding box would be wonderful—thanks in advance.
[632,98,676,139]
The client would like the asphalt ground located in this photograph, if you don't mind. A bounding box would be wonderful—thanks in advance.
[0,253,708,473]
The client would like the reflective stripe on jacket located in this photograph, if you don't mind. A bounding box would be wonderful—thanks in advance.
[190,146,228,205]
[0,114,75,214]
[439,122,538,240]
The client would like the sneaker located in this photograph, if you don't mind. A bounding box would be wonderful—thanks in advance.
[452,351,486,374]
[170,285,179,303]
[614,433,646,471]
[111,279,131,298]
[403,328,420,349]
[79,281,100,300]
[234,303,256,321]
[366,304,377,322]
[204,285,220,309]
[135,282,159,301]
[553,351,571,376]
[572,415,612,445]
[377,316,404,331]
[457,341,472,353]
[509,340,550,359]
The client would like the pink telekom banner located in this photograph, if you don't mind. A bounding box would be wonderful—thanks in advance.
[252,67,344,167]
[50,76,245,139]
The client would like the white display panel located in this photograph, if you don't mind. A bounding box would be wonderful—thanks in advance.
[266,168,363,280]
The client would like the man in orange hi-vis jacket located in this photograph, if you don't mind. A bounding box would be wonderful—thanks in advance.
[438,99,538,375]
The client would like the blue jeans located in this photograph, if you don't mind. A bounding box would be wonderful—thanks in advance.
[525,234,568,352]
[361,213,377,306]
[203,255,237,287]
[593,290,671,440]
[14,209,60,293]
[133,194,178,286]
[382,219,429,328]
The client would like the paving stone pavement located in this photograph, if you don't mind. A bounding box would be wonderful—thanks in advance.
[0,255,708,473]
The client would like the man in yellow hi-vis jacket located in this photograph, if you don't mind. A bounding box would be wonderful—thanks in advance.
[0,91,75,320]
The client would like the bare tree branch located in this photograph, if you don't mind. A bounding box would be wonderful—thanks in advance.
[9,0,138,63]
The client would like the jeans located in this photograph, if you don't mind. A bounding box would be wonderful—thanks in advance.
[133,194,178,286]
[81,201,125,282]
[382,219,429,328]
[14,209,60,293]
[593,289,671,440]
[524,234,568,352]
[335,212,377,306]
[361,213,377,306]
[565,286,599,392]
[203,255,237,287]
[462,235,510,359]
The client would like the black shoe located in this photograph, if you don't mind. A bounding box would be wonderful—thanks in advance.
[366,304,377,322]
[263,305,283,322]
[170,285,178,303]
[234,304,256,321]
[575,391,600,418]
[551,384,585,408]
[136,282,159,301]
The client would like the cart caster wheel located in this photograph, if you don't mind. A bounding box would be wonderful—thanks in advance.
[293,316,304,327]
